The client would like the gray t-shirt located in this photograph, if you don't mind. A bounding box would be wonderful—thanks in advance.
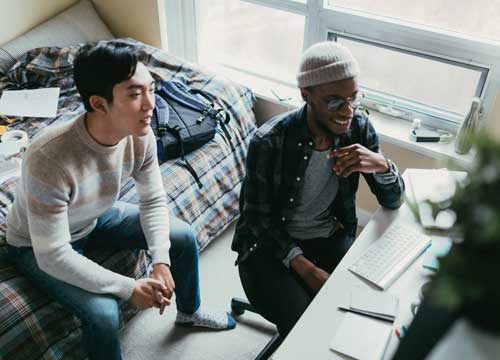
[284,149,338,240]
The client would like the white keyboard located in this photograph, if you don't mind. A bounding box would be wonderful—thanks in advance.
[349,223,431,290]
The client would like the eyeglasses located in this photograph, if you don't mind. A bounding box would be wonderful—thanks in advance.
[325,93,364,112]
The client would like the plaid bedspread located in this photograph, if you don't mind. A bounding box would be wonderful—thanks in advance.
[0,39,256,359]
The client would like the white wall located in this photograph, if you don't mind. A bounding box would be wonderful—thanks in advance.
[0,0,78,44]
[0,0,166,49]
[92,0,167,49]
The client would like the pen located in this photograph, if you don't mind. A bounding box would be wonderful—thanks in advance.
[395,326,407,339]
[401,325,407,337]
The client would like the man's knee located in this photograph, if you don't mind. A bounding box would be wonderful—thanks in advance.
[172,224,198,255]
[85,297,120,335]
[239,255,312,337]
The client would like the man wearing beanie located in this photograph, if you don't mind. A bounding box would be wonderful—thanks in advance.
[232,41,405,339]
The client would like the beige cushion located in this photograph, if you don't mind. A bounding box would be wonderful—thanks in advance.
[0,0,114,74]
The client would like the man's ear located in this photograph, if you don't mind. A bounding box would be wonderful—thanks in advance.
[300,88,310,104]
[88,95,109,114]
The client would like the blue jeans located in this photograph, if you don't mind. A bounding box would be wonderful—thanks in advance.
[8,201,201,360]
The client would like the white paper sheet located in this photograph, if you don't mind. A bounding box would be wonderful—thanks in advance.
[0,88,60,118]
[330,312,393,360]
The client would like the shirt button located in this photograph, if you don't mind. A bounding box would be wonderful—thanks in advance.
[289,198,294,202]
[308,141,313,146]
[298,142,302,147]
[281,217,286,222]
[304,156,308,160]
[296,177,301,181]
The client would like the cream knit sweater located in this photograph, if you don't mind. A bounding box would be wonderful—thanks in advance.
[7,115,171,300]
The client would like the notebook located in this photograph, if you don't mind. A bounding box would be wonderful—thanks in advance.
[338,286,399,322]
[330,312,393,360]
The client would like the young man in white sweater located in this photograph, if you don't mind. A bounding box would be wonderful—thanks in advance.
[6,41,235,360]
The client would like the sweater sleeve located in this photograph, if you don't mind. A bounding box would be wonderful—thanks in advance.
[132,130,171,266]
[26,151,137,300]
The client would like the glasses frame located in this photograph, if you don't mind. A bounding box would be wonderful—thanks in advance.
[325,92,365,112]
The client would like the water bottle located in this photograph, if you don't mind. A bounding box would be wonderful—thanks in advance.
[455,97,481,155]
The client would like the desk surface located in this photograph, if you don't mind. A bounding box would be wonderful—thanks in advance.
[271,176,440,360]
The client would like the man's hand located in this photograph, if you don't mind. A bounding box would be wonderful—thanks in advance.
[327,144,388,177]
[150,263,176,315]
[290,255,329,292]
[130,278,170,310]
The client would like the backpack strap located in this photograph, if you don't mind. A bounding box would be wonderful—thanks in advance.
[191,88,235,151]
[181,159,203,189]
[154,94,169,134]
[161,81,207,112]
[216,110,235,151]
[167,124,203,189]
[190,88,216,108]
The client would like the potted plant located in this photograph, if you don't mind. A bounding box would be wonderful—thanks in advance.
[393,133,500,359]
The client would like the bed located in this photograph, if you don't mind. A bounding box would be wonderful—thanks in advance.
[0,1,257,358]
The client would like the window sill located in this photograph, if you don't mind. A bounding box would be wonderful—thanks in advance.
[210,64,474,166]
[367,111,473,166]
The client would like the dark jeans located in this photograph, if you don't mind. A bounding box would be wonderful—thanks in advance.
[239,230,353,336]
[8,201,201,360]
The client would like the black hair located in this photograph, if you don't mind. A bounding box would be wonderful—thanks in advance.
[73,40,138,112]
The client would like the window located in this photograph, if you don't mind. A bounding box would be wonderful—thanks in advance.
[165,0,500,131]
[197,1,305,86]
[332,34,486,124]
[326,0,500,43]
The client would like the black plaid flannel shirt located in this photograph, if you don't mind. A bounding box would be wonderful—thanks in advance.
[232,105,405,265]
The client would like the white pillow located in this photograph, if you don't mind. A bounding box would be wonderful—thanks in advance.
[0,0,114,75]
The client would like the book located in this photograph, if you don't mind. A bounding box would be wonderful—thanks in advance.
[338,286,399,322]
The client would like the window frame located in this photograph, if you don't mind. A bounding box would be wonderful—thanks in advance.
[164,0,500,131]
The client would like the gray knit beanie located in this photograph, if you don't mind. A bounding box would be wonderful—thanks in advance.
[297,41,360,88]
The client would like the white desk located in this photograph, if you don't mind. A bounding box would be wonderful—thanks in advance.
[271,174,443,360]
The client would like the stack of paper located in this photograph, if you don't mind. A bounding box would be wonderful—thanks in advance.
[331,286,398,359]
[330,312,393,360]
[0,141,19,159]
[338,286,399,322]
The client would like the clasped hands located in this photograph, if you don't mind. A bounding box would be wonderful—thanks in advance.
[130,263,175,315]
[327,143,388,177]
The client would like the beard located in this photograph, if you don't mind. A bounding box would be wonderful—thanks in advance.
[311,100,353,136]
[310,102,335,135]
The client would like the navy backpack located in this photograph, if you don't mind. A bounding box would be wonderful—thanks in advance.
[151,81,233,188]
